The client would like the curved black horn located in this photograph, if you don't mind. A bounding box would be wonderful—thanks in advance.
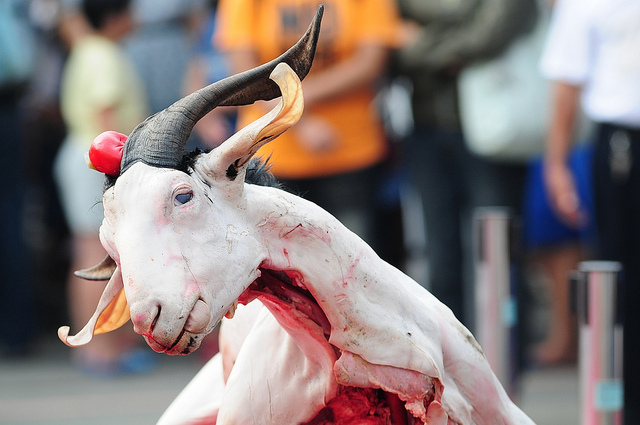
[120,5,324,174]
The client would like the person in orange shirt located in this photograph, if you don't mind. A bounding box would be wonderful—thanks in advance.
[215,0,399,245]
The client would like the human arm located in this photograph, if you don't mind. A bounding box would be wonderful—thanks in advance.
[226,43,389,152]
[543,81,586,227]
[298,43,389,107]
[217,0,397,153]
[299,43,390,152]
[396,0,538,74]
[226,42,389,109]
[96,106,119,134]
[225,49,337,153]
[539,0,591,227]
[57,9,92,49]
[183,56,236,148]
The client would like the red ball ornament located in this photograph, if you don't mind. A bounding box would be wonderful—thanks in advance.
[88,131,128,176]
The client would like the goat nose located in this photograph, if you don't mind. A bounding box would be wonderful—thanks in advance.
[131,304,160,336]
[184,299,211,334]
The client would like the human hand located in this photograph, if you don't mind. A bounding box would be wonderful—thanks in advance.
[194,112,234,149]
[398,20,422,47]
[293,116,338,154]
[543,158,587,228]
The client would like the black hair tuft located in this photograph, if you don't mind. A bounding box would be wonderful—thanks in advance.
[102,149,281,191]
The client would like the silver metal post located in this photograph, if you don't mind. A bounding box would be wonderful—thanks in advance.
[473,207,518,395]
[576,261,624,425]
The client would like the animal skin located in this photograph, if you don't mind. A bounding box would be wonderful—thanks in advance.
[58,8,536,424]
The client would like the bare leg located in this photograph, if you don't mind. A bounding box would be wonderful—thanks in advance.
[529,244,583,365]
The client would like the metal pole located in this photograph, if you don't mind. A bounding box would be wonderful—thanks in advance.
[575,261,624,425]
[473,207,518,395]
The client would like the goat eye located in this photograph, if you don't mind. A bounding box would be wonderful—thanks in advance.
[175,192,193,205]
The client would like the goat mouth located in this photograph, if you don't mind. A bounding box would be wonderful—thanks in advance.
[238,267,331,339]
[150,268,322,356]
[146,328,201,355]
[145,299,210,355]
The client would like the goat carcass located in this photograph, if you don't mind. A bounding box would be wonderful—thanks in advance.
[58,7,535,424]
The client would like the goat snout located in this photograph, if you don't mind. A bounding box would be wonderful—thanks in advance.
[130,299,211,354]
[130,305,160,336]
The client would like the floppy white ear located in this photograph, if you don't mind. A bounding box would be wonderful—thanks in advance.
[200,62,304,181]
[58,266,130,347]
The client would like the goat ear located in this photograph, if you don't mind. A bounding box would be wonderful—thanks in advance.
[200,62,303,181]
[58,267,131,347]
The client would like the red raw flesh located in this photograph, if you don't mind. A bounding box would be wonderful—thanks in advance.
[239,268,417,425]
[303,387,404,425]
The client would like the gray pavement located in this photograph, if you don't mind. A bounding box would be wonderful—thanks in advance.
[0,337,199,425]
[0,336,580,425]
[519,365,580,424]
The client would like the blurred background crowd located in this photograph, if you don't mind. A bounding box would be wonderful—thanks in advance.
[1,0,638,421]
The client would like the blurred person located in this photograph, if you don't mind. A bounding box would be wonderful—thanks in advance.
[393,0,537,326]
[517,0,595,367]
[215,0,400,247]
[540,0,640,420]
[523,143,595,365]
[21,0,76,339]
[123,0,207,114]
[58,0,92,47]
[182,0,236,151]
[54,0,152,375]
[0,0,37,356]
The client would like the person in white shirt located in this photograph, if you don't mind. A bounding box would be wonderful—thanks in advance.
[541,0,640,421]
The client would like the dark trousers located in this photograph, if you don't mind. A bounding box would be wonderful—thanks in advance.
[0,101,33,353]
[279,164,382,250]
[403,126,527,326]
[592,123,640,423]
